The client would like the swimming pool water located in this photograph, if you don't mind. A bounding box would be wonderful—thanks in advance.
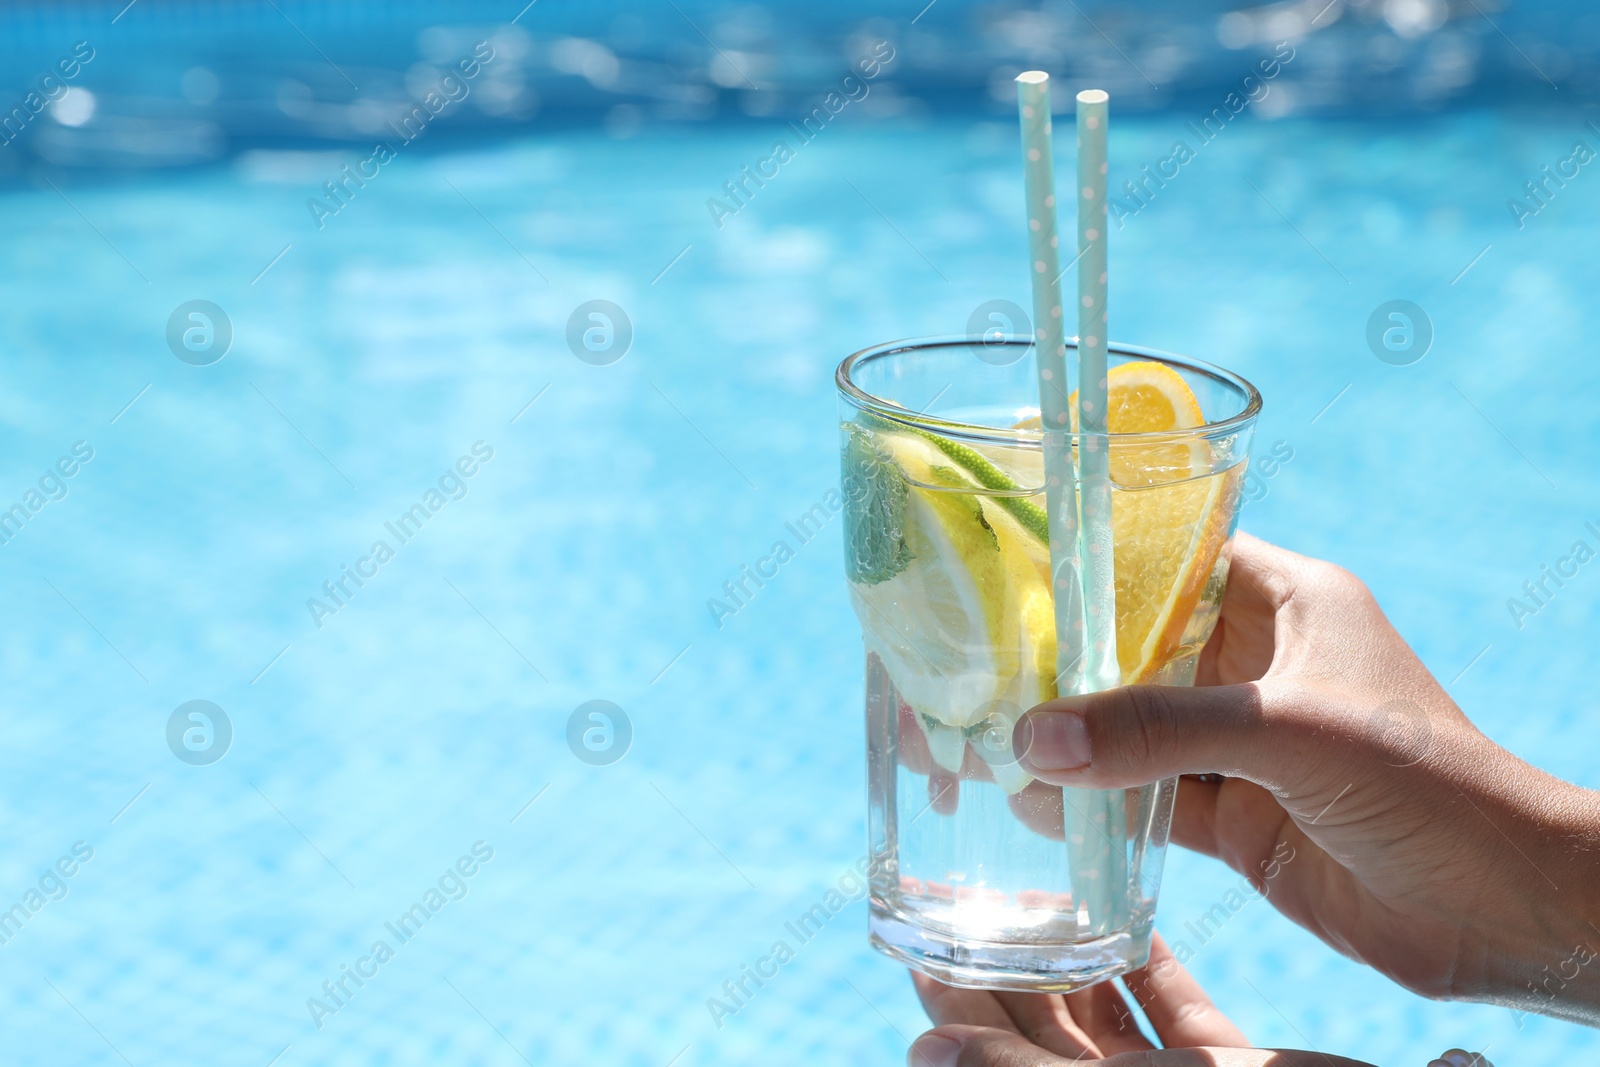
[1,105,1597,1065]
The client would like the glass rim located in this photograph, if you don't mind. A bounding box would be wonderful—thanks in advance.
[836,335,1263,447]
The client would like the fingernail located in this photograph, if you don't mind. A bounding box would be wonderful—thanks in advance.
[1016,710,1090,771]
[908,1033,960,1067]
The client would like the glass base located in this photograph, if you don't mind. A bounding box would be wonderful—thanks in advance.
[869,901,1153,993]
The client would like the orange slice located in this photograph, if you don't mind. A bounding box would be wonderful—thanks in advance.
[1090,360,1204,433]
[1017,361,1206,482]
[1074,360,1205,487]
[1018,361,1239,683]
[1113,457,1236,683]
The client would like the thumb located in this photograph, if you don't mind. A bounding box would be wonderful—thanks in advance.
[1015,680,1332,792]
[908,1026,1083,1067]
[907,1027,1355,1067]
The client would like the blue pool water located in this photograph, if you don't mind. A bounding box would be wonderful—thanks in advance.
[3,104,1599,1065]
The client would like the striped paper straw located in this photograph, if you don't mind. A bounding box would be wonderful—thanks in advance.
[1074,90,1119,694]
[1013,72,1081,687]
[1014,71,1112,936]
[1075,88,1128,932]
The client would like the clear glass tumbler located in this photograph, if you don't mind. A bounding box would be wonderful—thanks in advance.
[836,335,1260,991]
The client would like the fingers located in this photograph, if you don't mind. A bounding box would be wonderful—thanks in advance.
[929,765,959,815]
[1224,532,1303,614]
[907,1025,1087,1067]
[909,971,1018,1033]
[1006,781,1064,840]
[914,956,1220,1060]
[906,699,1014,820]
[911,973,1100,1060]
[991,990,1102,1059]
[908,1027,1376,1067]
[1170,775,1222,857]
[1062,980,1150,1055]
[1121,933,1250,1048]
[1170,775,1295,869]
[1195,534,1292,688]
[899,701,933,775]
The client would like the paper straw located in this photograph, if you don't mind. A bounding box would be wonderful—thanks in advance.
[1074,88,1128,931]
[1073,90,1119,694]
[1014,71,1110,936]
[1013,72,1081,685]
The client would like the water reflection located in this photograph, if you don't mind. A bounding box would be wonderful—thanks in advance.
[0,0,1580,173]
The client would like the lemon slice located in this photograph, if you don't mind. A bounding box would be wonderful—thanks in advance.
[977,488,1057,709]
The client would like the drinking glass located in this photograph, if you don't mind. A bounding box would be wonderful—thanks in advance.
[837,335,1260,990]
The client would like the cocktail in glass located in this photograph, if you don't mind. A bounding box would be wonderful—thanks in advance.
[837,335,1260,991]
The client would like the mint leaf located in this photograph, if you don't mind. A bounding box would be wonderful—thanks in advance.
[841,424,914,585]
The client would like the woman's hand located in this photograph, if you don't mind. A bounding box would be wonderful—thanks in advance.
[1014,534,1600,1023]
[906,935,1376,1067]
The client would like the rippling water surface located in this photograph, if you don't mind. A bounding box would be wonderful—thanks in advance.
[0,106,1596,1064]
